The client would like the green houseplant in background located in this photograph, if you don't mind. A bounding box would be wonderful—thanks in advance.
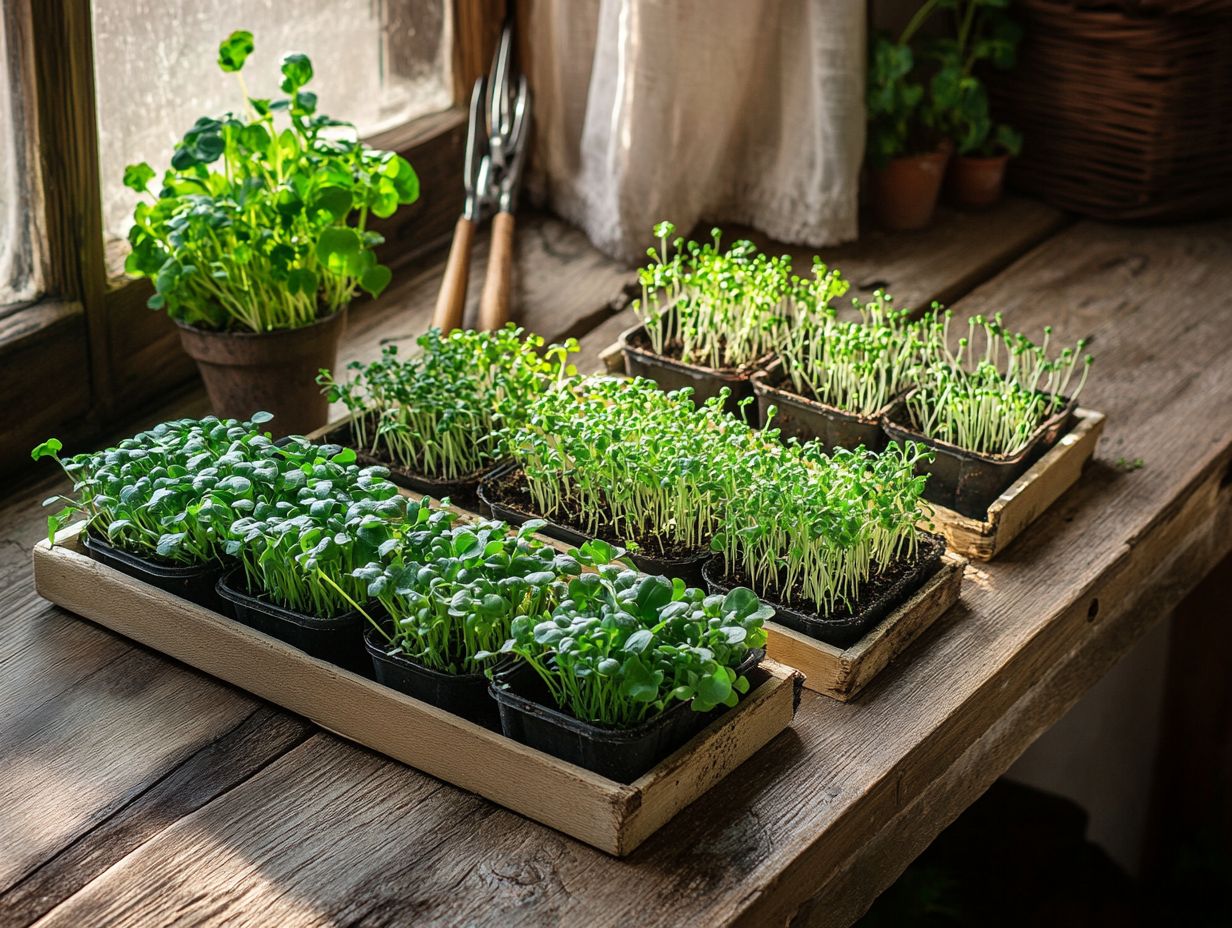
[123,31,419,434]
[865,9,951,232]
[925,0,1024,208]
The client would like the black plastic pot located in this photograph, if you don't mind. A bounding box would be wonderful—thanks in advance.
[322,418,501,513]
[702,532,947,649]
[216,569,371,675]
[751,361,897,451]
[882,394,1078,519]
[477,464,713,586]
[364,624,508,729]
[491,649,766,783]
[82,529,224,612]
[619,325,768,421]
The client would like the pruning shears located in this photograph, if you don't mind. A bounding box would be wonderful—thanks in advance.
[432,20,531,332]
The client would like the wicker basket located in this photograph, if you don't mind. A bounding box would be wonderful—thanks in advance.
[992,0,1232,220]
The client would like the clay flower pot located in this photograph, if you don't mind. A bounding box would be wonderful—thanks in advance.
[867,147,951,232]
[947,154,1010,210]
[176,310,347,436]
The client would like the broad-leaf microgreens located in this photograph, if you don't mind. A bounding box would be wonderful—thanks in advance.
[32,413,280,563]
[712,440,933,616]
[319,325,577,480]
[355,518,584,676]
[906,310,1093,456]
[489,548,771,728]
[123,30,419,333]
[633,223,813,370]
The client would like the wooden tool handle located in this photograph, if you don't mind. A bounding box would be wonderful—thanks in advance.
[478,211,516,331]
[432,216,475,332]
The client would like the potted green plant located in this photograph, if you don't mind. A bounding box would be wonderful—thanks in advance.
[484,547,770,782]
[349,518,583,729]
[32,413,278,609]
[866,23,951,232]
[882,311,1093,517]
[318,325,577,508]
[123,31,419,435]
[620,223,804,418]
[482,376,763,584]
[705,440,943,648]
[218,440,412,672]
[925,0,1025,209]
[754,289,923,451]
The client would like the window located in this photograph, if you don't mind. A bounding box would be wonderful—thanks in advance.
[92,0,453,273]
[0,9,42,308]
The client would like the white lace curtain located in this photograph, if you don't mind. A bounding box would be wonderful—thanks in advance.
[525,0,866,263]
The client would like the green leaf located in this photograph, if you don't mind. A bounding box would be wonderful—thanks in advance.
[280,53,314,93]
[31,438,63,461]
[620,654,663,703]
[123,163,155,193]
[359,265,392,298]
[218,30,254,73]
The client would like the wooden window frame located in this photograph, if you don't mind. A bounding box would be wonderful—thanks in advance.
[0,0,504,478]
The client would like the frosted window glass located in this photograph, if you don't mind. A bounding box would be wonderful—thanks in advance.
[93,0,451,269]
[0,13,41,307]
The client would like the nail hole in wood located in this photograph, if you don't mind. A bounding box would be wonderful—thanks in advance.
[1087,599,1100,622]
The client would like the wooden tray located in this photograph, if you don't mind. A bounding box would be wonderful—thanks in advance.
[765,550,966,701]
[927,409,1105,561]
[603,346,1105,562]
[32,524,802,857]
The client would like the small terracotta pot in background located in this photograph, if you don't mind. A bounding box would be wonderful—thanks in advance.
[176,310,347,436]
[947,154,1010,209]
[867,147,952,231]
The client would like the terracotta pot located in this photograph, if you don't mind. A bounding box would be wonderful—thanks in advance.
[176,310,346,436]
[947,154,1010,209]
[867,148,951,231]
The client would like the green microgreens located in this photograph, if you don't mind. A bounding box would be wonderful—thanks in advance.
[488,550,772,728]
[776,288,923,416]
[505,377,762,556]
[712,440,933,616]
[632,222,831,370]
[225,442,410,617]
[355,518,584,676]
[32,412,280,562]
[319,325,578,480]
[122,30,419,333]
[906,309,1093,456]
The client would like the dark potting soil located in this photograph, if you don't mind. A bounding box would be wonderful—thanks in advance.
[719,533,946,622]
[482,467,706,562]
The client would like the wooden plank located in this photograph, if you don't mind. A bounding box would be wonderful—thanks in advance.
[930,409,1107,560]
[33,524,801,856]
[767,551,966,701]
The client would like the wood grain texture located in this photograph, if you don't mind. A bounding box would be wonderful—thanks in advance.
[931,409,1107,560]
[477,211,516,330]
[5,215,1230,927]
[767,552,966,701]
[432,216,475,331]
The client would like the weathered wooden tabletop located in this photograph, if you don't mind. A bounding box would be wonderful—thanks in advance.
[3,200,1230,928]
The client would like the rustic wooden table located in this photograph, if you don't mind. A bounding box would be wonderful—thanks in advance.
[3,199,1229,927]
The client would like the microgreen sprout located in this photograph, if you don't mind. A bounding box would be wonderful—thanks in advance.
[354,518,583,675]
[225,442,410,617]
[320,325,578,480]
[777,288,922,416]
[633,222,828,370]
[32,412,280,562]
[506,377,763,556]
[712,441,933,616]
[907,310,1093,456]
[488,549,771,728]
